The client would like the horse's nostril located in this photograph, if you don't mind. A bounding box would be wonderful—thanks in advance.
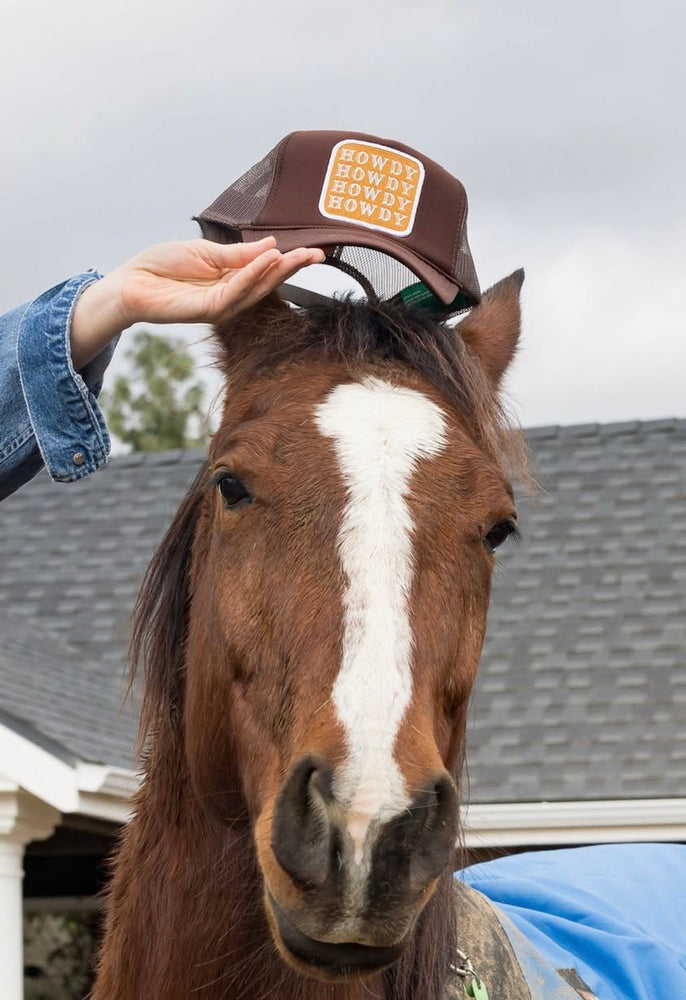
[271,756,335,890]
[417,773,459,876]
[431,774,458,833]
[369,773,459,904]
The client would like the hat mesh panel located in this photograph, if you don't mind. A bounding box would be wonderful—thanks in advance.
[453,227,480,302]
[330,246,419,300]
[204,145,280,227]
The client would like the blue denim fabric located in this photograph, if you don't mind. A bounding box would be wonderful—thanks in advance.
[0,272,116,500]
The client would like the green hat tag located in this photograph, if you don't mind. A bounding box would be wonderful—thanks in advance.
[398,281,472,314]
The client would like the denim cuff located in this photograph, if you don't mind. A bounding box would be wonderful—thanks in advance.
[16,272,116,484]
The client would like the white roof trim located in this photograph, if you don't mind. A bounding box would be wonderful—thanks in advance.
[0,722,137,825]
[463,798,686,846]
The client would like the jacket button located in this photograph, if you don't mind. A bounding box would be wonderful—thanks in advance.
[73,452,85,466]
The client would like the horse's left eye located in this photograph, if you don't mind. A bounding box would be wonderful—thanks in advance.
[217,474,252,509]
[484,519,517,553]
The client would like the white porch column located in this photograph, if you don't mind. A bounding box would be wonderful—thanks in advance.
[0,779,60,1000]
[0,840,25,998]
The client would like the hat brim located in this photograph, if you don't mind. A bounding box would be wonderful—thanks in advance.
[254,226,477,307]
[196,216,478,308]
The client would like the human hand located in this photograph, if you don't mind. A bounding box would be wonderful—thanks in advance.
[111,237,325,327]
[70,237,324,369]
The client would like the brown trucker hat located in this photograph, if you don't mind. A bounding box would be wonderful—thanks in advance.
[195,130,480,313]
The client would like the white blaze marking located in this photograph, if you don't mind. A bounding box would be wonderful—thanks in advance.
[314,377,448,862]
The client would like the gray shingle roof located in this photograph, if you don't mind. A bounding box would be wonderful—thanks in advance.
[471,418,686,802]
[0,611,135,767]
[1,421,685,801]
[0,450,204,769]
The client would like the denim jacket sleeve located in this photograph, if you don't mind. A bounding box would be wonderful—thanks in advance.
[0,272,117,501]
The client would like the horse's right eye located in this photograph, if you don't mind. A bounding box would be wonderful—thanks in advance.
[217,474,252,509]
[483,518,518,553]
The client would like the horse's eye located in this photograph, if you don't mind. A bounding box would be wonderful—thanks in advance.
[217,474,252,509]
[484,519,517,553]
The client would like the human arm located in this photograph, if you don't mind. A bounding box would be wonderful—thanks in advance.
[0,238,323,500]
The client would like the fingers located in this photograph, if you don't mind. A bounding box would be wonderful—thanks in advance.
[236,248,325,310]
[122,238,326,324]
[217,246,325,315]
[260,247,326,291]
[200,236,277,271]
[196,236,286,273]
[199,237,324,276]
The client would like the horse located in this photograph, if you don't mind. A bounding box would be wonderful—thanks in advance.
[92,270,525,1000]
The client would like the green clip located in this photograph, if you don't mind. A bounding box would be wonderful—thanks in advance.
[466,976,489,1000]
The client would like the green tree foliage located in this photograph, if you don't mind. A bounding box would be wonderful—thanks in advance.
[102,331,208,452]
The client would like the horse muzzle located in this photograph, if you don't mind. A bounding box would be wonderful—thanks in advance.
[260,754,459,978]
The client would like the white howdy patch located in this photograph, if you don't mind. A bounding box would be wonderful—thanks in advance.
[314,377,448,862]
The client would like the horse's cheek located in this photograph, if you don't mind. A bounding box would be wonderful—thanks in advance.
[182,605,247,821]
[184,682,244,822]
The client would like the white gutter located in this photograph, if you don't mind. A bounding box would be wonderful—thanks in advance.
[462,798,686,847]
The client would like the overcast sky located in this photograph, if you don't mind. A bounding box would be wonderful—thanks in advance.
[2,0,684,429]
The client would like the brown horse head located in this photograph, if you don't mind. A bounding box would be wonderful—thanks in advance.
[99,272,524,999]
[187,274,522,976]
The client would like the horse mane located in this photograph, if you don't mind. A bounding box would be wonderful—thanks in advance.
[122,296,519,1000]
[216,294,526,476]
[129,461,209,755]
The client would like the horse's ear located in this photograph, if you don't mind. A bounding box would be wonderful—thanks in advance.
[456,269,524,388]
[213,291,290,368]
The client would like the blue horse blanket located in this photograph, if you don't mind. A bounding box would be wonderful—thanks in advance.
[459,843,686,1000]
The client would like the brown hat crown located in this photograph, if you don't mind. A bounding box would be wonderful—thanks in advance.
[195,130,480,312]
